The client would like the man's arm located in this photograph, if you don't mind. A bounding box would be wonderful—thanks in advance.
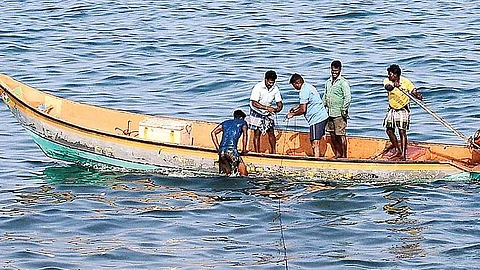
[210,124,222,151]
[286,103,307,119]
[342,82,351,116]
[411,88,423,100]
[323,83,327,104]
[251,100,277,114]
[275,101,283,113]
[241,124,248,153]
[385,84,394,91]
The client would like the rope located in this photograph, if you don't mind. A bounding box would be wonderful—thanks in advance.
[293,117,297,155]
[280,118,290,169]
[277,199,289,270]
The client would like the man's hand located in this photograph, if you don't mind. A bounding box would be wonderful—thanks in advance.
[412,89,423,100]
[266,106,276,113]
[385,84,394,91]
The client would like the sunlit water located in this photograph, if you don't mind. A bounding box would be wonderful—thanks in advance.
[1,1,479,269]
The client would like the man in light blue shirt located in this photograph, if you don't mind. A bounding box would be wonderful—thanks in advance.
[286,73,328,157]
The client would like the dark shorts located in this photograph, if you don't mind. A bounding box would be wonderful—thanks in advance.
[310,119,327,141]
[218,149,241,174]
[326,116,347,136]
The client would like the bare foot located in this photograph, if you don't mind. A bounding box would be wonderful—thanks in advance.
[388,152,403,160]
[378,145,395,157]
[385,150,399,158]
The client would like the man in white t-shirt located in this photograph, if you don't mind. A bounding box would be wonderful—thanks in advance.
[247,70,283,154]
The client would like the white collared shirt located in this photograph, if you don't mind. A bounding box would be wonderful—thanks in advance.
[249,80,282,115]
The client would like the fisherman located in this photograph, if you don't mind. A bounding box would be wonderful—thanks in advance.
[383,64,422,161]
[324,60,351,158]
[211,109,248,176]
[247,70,283,154]
[286,73,329,157]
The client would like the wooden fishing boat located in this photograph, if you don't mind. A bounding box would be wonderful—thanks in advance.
[1,73,480,183]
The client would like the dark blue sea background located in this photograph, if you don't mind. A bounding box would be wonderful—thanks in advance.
[1,1,479,269]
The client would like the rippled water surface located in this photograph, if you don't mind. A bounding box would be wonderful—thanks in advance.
[1,1,479,269]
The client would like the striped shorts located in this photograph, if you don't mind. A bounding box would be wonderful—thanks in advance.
[383,107,411,130]
[246,109,275,134]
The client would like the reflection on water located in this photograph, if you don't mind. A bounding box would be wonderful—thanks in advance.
[10,165,336,267]
[36,165,338,202]
[378,188,427,260]
[40,165,122,186]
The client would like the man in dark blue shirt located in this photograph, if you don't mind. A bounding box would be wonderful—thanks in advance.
[211,110,248,176]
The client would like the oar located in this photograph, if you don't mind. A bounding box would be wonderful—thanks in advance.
[398,87,477,147]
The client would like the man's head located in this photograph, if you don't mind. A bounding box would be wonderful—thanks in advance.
[330,60,342,81]
[233,109,246,119]
[289,73,304,90]
[387,64,401,82]
[264,70,277,89]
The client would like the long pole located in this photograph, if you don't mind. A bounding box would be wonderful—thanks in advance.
[398,88,472,145]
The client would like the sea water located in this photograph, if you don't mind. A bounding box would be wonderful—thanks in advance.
[0,1,479,268]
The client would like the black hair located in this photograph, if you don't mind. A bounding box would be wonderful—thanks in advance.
[233,109,246,119]
[387,64,401,76]
[289,73,304,84]
[265,70,277,80]
[331,60,342,69]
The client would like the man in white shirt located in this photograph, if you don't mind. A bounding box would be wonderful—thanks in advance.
[247,70,283,154]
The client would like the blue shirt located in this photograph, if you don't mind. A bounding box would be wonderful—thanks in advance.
[299,83,328,126]
[219,118,247,153]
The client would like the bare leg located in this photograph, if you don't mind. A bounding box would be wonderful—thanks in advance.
[386,128,402,158]
[238,160,248,176]
[218,157,232,175]
[253,130,261,152]
[311,139,321,157]
[399,129,407,160]
[329,131,340,157]
[339,135,347,158]
[267,128,276,154]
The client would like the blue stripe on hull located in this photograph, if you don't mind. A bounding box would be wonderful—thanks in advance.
[26,130,160,171]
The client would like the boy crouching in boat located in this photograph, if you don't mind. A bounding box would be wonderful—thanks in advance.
[211,110,249,176]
